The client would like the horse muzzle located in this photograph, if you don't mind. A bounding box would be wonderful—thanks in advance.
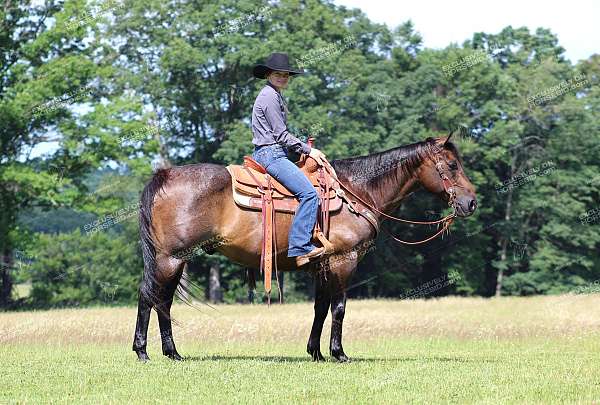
[453,195,477,217]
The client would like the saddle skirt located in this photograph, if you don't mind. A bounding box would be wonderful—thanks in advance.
[225,156,342,213]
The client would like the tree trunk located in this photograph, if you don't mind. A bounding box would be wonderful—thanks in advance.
[208,262,223,303]
[247,268,256,304]
[496,238,508,297]
[153,118,171,169]
[0,250,13,308]
[496,164,515,297]
[277,272,284,303]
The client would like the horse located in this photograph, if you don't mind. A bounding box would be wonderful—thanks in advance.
[132,133,477,362]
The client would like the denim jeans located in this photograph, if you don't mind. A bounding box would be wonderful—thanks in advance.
[252,143,319,257]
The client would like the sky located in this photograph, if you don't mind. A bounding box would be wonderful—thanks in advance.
[333,0,599,63]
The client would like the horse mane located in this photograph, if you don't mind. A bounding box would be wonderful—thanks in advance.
[330,137,460,202]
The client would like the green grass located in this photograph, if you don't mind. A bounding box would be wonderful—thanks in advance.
[2,296,600,404]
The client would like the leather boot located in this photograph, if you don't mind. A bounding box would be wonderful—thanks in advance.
[295,246,325,267]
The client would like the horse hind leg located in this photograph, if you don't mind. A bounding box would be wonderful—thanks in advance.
[155,254,185,360]
[133,291,152,361]
[132,253,185,362]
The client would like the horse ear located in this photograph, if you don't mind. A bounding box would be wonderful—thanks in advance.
[445,124,468,146]
[444,132,453,146]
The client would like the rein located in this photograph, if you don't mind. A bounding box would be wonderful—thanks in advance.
[320,143,458,245]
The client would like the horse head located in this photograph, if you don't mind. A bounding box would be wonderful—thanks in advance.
[417,133,477,217]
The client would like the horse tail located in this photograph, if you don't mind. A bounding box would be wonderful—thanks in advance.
[139,168,170,309]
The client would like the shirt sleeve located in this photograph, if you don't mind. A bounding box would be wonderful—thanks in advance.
[262,93,312,155]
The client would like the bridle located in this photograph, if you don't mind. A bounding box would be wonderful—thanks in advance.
[430,143,459,208]
[321,142,462,245]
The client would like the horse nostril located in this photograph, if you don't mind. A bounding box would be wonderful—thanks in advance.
[469,199,477,212]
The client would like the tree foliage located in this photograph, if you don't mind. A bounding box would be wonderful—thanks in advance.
[1,0,598,308]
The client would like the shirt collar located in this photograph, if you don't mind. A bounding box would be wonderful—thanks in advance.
[266,81,280,94]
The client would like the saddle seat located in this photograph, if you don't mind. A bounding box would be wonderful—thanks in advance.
[225,155,342,213]
[224,153,340,300]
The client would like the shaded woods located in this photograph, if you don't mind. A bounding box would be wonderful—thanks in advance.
[0,0,598,309]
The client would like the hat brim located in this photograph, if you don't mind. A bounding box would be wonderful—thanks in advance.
[253,64,304,79]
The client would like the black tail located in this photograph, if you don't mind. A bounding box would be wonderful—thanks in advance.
[138,168,215,316]
[139,168,170,310]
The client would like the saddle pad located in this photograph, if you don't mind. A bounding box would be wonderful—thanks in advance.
[230,183,343,213]
[227,164,337,199]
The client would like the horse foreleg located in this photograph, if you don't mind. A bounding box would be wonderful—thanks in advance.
[329,290,348,362]
[307,271,330,361]
[329,268,352,362]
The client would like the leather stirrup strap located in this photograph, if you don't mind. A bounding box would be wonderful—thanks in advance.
[243,166,274,302]
[264,177,281,305]
[259,180,267,283]
[321,168,332,237]
[271,180,281,304]
[263,176,273,303]
[313,168,334,254]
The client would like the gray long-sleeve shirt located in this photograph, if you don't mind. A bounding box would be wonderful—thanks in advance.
[251,82,312,155]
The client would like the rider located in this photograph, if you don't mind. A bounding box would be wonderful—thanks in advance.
[251,52,329,266]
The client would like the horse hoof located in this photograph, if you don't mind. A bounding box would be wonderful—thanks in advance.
[136,351,150,362]
[308,349,325,362]
[165,351,183,361]
[331,350,349,363]
[307,344,325,361]
[335,354,349,363]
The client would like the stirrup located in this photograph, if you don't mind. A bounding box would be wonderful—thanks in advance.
[313,230,334,254]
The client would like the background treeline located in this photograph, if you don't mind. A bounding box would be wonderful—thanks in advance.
[0,0,598,309]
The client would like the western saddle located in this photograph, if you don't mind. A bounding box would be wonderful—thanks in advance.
[225,148,341,301]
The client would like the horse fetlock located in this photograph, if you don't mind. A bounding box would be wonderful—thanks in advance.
[135,349,150,362]
[330,346,349,362]
[132,334,147,352]
[163,350,183,361]
[307,340,325,361]
[161,337,180,360]
[307,346,325,362]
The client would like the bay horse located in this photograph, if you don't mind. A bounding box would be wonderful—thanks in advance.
[132,134,477,362]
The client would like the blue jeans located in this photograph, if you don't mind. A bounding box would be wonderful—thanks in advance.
[252,143,319,257]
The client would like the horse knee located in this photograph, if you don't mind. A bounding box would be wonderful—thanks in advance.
[331,299,345,321]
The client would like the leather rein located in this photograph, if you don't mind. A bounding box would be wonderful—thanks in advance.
[320,143,459,245]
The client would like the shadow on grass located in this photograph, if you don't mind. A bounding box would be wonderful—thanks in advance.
[183,354,495,363]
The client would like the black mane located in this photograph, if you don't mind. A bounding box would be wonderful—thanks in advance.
[331,139,431,179]
[330,137,461,202]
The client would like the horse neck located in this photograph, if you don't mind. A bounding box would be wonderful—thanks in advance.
[332,143,427,215]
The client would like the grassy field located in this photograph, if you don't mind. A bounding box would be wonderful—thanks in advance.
[2,295,600,404]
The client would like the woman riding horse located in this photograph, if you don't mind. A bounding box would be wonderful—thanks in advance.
[250,52,331,267]
[131,52,478,362]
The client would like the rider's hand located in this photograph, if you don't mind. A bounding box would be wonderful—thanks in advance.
[309,148,327,166]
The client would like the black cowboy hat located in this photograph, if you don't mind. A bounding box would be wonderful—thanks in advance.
[253,52,304,79]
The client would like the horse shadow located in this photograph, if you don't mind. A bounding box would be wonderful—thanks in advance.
[183,354,495,364]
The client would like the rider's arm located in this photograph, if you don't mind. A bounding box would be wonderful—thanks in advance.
[261,90,311,155]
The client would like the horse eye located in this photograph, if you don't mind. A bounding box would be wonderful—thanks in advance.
[448,161,458,170]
